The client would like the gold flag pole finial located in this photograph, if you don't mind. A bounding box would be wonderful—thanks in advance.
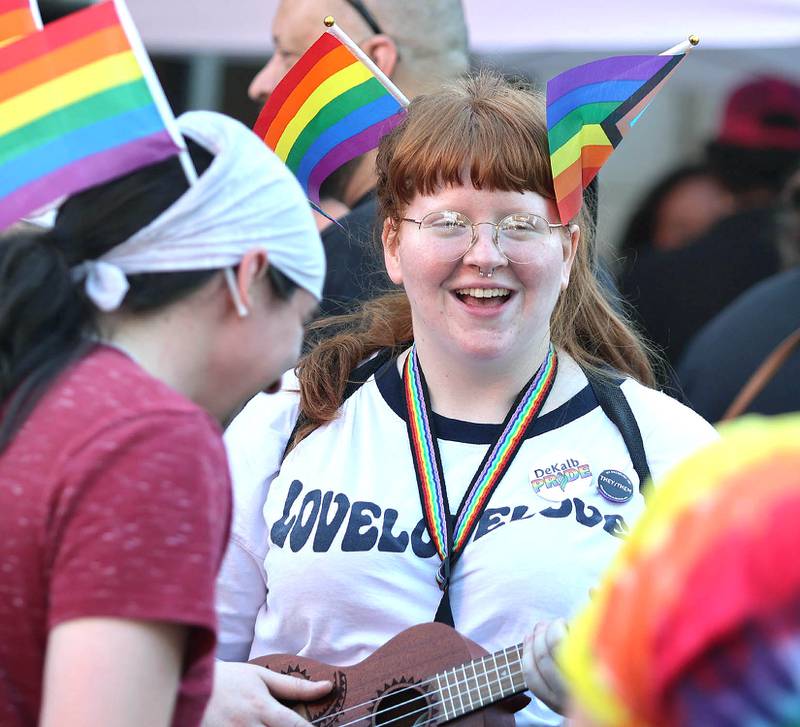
[661,35,700,55]
[321,15,409,106]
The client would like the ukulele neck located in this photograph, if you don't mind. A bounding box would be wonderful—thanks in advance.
[432,642,526,721]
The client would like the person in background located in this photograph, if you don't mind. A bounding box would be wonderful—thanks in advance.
[561,414,800,727]
[248,0,470,316]
[620,75,800,368]
[206,72,717,727]
[0,112,326,727]
[678,169,800,421]
[617,163,732,266]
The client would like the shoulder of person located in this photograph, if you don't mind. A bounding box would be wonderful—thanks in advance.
[222,374,301,553]
[47,410,231,642]
[53,345,213,425]
[619,377,716,435]
[619,378,719,480]
[224,375,301,471]
[50,403,232,590]
[52,350,226,480]
[225,372,301,455]
[59,405,229,491]
[684,267,800,366]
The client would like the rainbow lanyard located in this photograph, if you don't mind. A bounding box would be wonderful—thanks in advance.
[402,344,558,591]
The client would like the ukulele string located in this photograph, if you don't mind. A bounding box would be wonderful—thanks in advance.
[307,673,444,725]
[305,663,467,724]
[307,648,524,725]
[309,664,527,727]
[326,665,527,727]
[305,654,521,726]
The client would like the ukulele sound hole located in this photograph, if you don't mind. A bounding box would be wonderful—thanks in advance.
[373,684,433,727]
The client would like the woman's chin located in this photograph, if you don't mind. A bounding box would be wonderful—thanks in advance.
[447,334,522,364]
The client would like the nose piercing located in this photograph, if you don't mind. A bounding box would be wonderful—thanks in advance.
[478,267,494,278]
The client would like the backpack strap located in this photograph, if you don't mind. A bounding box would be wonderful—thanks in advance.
[282,347,395,462]
[585,370,652,498]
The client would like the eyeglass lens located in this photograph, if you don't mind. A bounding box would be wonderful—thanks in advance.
[417,211,552,263]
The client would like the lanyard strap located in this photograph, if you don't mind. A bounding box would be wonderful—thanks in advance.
[402,344,558,602]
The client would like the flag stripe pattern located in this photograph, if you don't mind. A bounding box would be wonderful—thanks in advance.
[0,0,39,47]
[546,52,686,223]
[254,30,406,202]
[0,0,182,229]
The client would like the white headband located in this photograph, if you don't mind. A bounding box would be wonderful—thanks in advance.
[71,110,326,311]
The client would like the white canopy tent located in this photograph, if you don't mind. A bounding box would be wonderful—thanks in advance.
[127,0,800,54]
[124,0,800,252]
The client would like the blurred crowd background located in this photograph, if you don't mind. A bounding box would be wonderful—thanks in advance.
[36,0,800,261]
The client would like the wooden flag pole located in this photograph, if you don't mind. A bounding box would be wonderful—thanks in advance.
[323,16,410,108]
[662,35,700,56]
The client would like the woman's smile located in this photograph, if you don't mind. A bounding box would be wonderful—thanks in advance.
[451,285,515,315]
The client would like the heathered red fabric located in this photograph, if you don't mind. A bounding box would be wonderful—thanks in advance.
[0,346,231,726]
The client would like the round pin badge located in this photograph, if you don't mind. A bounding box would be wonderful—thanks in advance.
[531,456,593,502]
[597,469,635,504]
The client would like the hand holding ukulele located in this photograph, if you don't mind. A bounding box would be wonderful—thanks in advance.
[201,660,333,727]
[521,619,570,715]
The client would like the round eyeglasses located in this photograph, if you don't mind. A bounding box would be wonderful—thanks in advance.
[400,210,570,264]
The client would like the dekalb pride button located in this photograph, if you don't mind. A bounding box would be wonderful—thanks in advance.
[597,469,635,504]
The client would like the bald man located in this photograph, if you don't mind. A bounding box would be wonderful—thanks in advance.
[249,0,470,315]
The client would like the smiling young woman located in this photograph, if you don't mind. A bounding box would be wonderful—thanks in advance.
[210,72,718,727]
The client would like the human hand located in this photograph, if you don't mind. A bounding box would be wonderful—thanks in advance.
[521,618,569,715]
[201,661,333,727]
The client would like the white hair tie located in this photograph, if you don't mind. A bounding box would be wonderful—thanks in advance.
[72,260,130,312]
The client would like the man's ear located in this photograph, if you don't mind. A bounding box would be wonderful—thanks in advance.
[361,34,398,78]
[382,218,403,285]
[236,248,270,310]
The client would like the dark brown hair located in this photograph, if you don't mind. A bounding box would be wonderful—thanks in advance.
[292,71,656,449]
[1,140,299,453]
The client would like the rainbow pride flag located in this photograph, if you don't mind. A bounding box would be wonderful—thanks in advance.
[253,24,407,203]
[0,0,41,48]
[560,414,800,727]
[547,40,696,224]
[0,0,185,230]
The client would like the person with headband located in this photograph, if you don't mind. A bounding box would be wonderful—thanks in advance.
[209,74,717,725]
[0,111,326,727]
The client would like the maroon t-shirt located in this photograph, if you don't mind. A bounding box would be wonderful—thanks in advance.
[0,346,232,726]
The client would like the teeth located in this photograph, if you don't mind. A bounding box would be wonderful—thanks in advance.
[455,288,511,298]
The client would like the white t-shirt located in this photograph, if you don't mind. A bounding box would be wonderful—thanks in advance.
[217,354,718,726]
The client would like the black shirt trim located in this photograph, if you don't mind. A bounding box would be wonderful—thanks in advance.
[373,356,599,445]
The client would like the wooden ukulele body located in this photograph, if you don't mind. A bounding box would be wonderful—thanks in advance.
[251,622,529,727]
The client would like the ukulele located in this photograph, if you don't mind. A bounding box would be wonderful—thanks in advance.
[250,622,531,727]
